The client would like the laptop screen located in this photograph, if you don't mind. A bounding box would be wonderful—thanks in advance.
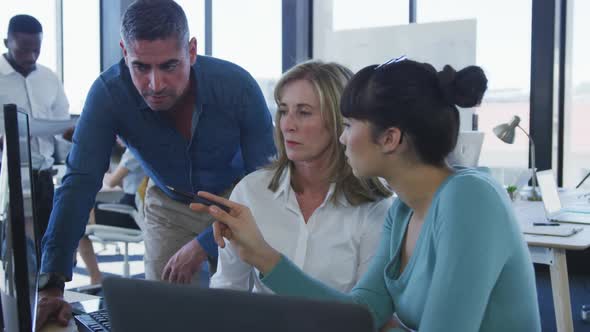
[536,170,562,215]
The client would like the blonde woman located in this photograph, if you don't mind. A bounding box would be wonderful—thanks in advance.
[209,61,392,293]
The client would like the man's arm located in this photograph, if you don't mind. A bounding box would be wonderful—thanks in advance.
[194,78,276,258]
[196,228,218,258]
[41,77,117,280]
[238,75,276,172]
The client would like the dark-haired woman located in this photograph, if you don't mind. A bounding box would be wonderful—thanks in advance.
[191,59,541,332]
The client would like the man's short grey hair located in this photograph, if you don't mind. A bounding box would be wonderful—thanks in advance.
[121,0,190,48]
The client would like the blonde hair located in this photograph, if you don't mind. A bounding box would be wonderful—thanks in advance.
[267,60,392,205]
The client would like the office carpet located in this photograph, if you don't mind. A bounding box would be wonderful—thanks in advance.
[535,264,590,331]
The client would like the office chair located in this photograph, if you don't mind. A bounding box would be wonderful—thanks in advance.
[85,196,144,278]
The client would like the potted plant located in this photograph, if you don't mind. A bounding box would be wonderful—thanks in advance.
[506,185,518,201]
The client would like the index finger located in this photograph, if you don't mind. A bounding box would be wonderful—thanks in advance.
[189,202,209,213]
[197,191,243,211]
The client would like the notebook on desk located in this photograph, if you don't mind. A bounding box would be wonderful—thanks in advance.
[522,225,583,237]
[537,170,590,224]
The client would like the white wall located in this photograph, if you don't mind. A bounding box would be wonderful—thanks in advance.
[313,0,477,129]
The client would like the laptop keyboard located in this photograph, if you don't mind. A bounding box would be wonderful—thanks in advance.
[75,309,111,332]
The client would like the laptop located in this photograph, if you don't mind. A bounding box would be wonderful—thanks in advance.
[446,131,485,167]
[99,277,373,332]
[537,169,590,224]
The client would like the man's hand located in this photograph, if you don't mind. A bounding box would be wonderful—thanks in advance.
[35,288,71,331]
[162,239,208,284]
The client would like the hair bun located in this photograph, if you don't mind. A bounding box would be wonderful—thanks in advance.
[437,65,488,108]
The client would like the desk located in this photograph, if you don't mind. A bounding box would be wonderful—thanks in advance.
[515,199,590,332]
[39,290,100,332]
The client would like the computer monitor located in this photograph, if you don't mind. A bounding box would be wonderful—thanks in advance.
[103,277,374,332]
[446,131,485,167]
[0,104,39,332]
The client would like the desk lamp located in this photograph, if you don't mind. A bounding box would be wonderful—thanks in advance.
[493,115,540,201]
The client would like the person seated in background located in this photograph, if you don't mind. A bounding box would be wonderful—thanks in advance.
[193,59,542,331]
[209,61,392,293]
[78,148,145,285]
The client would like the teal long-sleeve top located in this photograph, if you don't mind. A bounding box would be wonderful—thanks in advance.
[262,168,541,331]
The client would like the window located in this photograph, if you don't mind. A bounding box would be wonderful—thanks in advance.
[212,0,282,114]
[62,0,100,115]
[418,0,532,178]
[174,0,206,55]
[563,0,590,189]
[0,0,58,72]
[332,0,409,30]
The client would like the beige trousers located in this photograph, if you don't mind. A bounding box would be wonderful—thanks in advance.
[140,180,216,283]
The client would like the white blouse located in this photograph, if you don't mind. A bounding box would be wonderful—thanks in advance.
[210,168,392,293]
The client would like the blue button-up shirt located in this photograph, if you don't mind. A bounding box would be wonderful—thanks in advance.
[41,56,276,279]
